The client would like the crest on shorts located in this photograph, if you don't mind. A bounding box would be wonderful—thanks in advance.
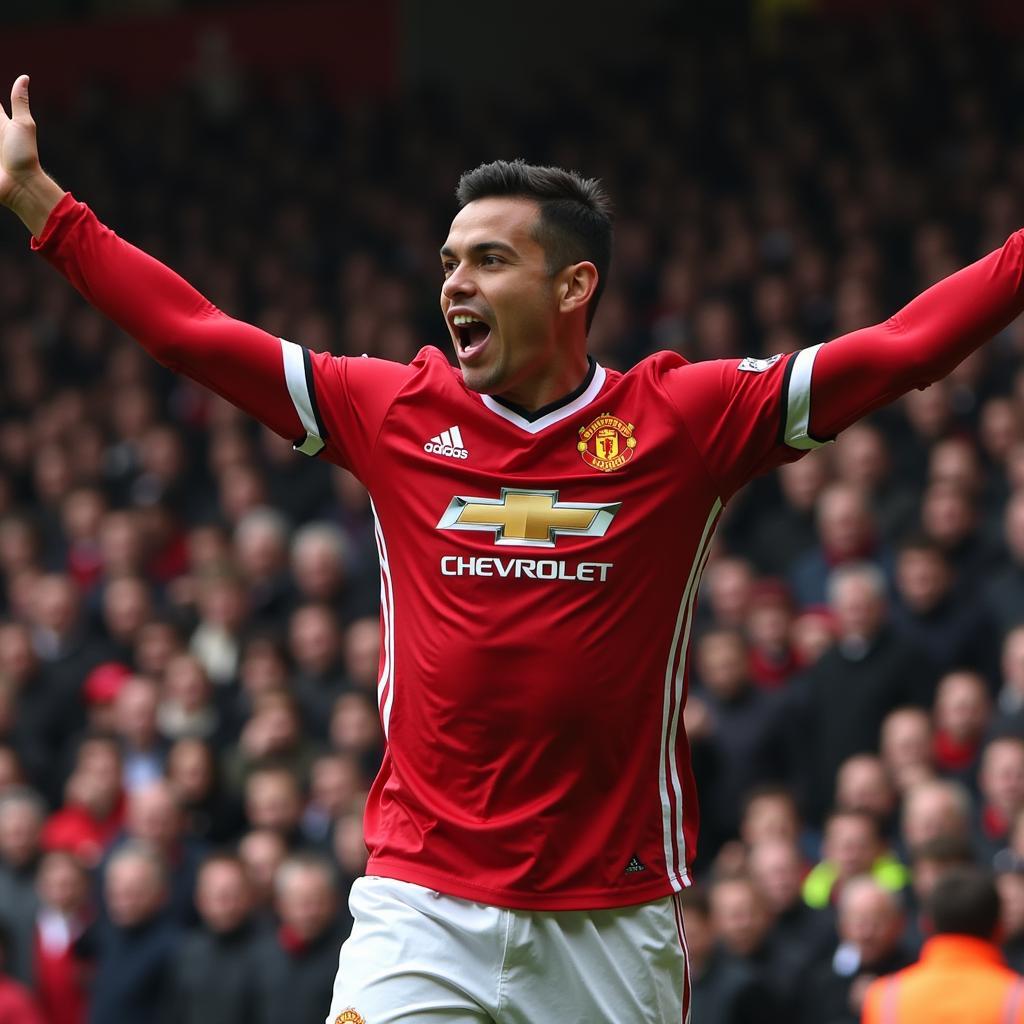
[335,1011,366,1024]
[577,413,637,472]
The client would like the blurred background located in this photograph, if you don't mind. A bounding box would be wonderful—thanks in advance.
[2,1,1024,1022]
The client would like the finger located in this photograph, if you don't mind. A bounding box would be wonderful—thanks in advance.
[10,75,31,123]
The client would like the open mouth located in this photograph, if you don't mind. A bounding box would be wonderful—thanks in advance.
[452,314,492,361]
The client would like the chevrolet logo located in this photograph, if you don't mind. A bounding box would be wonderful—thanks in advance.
[436,488,621,547]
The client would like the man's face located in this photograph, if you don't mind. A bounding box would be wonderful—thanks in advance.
[440,197,565,404]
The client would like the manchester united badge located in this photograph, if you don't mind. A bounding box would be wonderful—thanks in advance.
[335,1011,366,1024]
[577,413,637,472]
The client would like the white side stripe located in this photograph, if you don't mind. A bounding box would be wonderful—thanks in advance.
[659,499,721,890]
[280,338,325,456]
[783,344,828,450]
[371,501,395,740]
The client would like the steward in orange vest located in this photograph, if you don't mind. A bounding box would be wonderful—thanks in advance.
[862,866,1024,1024]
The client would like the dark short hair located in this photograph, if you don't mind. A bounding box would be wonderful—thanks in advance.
[455,159,613,330]
[926,866,1000,939]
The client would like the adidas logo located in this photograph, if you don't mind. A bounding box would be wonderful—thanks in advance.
[424,426,469,460]
[625,854,646,874]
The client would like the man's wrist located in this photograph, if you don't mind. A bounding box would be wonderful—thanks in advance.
[8,171,66,238]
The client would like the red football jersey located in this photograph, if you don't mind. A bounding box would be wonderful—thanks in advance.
[283,343,822,909]
[34,195,1024,911]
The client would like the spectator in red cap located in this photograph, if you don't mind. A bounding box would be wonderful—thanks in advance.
[81,663,131,735]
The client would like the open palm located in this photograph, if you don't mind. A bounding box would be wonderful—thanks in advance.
[0,76,41,209]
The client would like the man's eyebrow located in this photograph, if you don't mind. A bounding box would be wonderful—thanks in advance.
[439,241,518,259]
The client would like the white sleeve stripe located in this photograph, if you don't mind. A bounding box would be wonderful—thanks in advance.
[280,338,325,456]
[783,343,828,450]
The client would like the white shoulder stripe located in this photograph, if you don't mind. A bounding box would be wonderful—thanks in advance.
[783,344,829,450]
[280,338,325,456]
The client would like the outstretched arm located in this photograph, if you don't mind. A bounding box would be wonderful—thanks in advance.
[807,228,1024,440]
[0,75,308,446]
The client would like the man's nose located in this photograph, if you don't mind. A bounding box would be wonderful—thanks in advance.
[442,265,476,300]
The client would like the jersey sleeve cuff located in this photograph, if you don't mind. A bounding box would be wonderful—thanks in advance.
[29,191,82,253]
[779,344,833,450]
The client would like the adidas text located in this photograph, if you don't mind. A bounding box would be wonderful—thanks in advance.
[425,426,469,460]
[424,441,469,459]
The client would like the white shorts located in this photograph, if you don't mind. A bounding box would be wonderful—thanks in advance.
[326,875,690,1024]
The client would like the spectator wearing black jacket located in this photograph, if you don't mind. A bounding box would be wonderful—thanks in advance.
[167,853,264,1024]
[79,842,179,1024]
[251,853,350,1024]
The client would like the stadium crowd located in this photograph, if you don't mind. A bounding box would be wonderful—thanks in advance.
[1,4,1024,1023]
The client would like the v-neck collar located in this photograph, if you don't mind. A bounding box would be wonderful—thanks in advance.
[478,358,606,435]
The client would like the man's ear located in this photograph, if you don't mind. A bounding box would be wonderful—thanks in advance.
[558,261,599,317]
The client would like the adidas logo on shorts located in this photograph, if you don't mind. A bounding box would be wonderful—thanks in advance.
[424,425,469,460]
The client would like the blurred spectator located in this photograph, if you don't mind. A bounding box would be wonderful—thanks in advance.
[789,483,887,607]
[300,752,363,847]
[40,735,124,868]
[904,835,977,955]
[102,780,205,926]
[189,570,247,687]
[880,707,936,796]
[226,690,318,796]
[341,617,381,692]
[891,536,998,680]
[862,867,1023,1024]
[832,422,916,540]
[288,604,347,740]
[237,829,287,922]
[251,853,349,1024]
[919,482,998,594]
[111,677,165,793]
[700,557,754,631]
[157,654,222,746]
[743,581,800,690]
[32,851,90,1024]
[680,885,772,1024]
[747,838,834,976]
[165,737,241,844]
[79,843,179,1024]
[0,788,45,986]
[328,691,383,778]
[167,854,262,1024]
[900,779,974,856]
[996,862,1024,973]
[289,522,351,614]
[931,670,992,789]
[242,765,305,847]
[232,508,291,628]
[834,754,898,841]
[802,810,907,912]
[991,624,1024,735]
[796,564,932,823]
[687,628,793,851]
[748,453,830,576]
[709,874,803,1017]
[801,876,910,1024]
[330,807,368,893]
[0,624,66,799]
[983,491,1024,639]
[974,736,1024,865]
[0,921,44,1024]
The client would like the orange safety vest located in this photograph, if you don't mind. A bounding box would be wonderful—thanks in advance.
[862,936,1024,1024]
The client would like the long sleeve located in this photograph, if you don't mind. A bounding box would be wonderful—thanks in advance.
[32,193,305,444]
[808,229,1024,440]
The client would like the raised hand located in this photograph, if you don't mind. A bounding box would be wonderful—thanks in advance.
[0,75,65,236]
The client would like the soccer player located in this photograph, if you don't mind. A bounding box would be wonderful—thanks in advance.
[3,74,1024,1022]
